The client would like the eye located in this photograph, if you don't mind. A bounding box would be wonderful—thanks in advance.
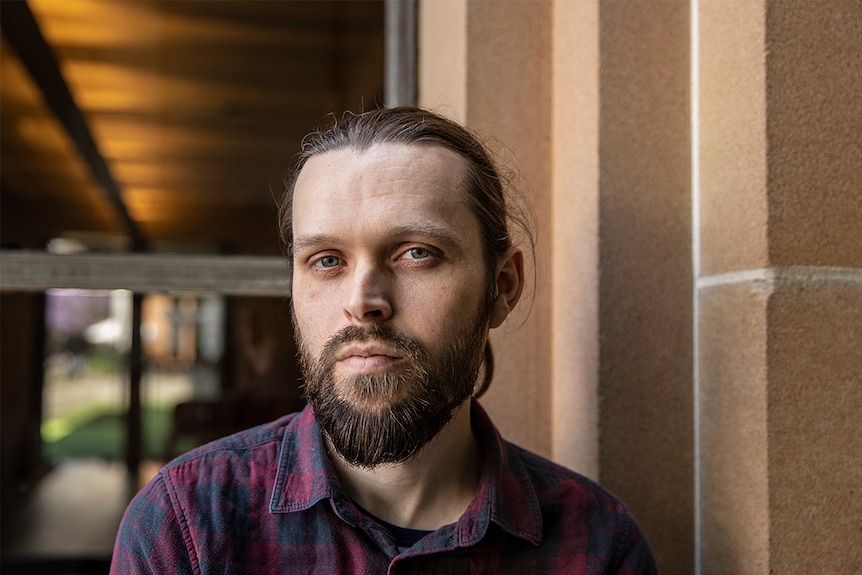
[403,247,431,260]
[314,255,342,269]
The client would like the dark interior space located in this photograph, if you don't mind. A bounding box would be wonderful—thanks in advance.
[0,1,385,571]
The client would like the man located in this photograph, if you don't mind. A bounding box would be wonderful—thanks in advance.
[111,107,658,574]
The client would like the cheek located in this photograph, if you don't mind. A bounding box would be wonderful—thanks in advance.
[294,281,330,309]
[402,280,484,342]
[293,289,336,350]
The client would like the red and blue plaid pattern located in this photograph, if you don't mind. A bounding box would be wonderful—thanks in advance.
[111,402,657,574]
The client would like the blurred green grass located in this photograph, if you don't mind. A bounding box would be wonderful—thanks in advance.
[42,405,181,460]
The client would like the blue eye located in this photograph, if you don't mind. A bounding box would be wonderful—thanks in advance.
[316,256,341,268]
[405,247,431,260]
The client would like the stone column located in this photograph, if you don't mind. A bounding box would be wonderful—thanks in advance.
[597,2,694,572]
[419,1,696,572]
[697,1,862,572]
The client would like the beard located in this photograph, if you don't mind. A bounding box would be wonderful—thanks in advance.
[293,298,492,469]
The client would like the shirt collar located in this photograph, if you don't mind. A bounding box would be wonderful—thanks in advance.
[269,405,341,514]
[269,401,543,545]
[462,401,542,545]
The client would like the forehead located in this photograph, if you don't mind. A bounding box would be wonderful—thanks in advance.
[295,142,467,202]
[292,142,479,243]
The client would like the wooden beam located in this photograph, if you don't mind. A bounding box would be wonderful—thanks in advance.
[0,1,146,249]
[0,251,291,296]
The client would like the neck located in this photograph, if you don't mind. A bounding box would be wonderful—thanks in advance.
[326,400,480,531]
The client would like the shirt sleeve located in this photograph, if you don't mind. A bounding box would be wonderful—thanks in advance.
[110,472,198,575]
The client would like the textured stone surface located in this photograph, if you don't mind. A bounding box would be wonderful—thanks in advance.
[419,2,862,574]
[766,1,862,268]
[698,281,771,575]
[767,278,862,573]
[598,2,694,573]
[699,0,769,276]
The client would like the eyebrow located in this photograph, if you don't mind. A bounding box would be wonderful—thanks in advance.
[290,234,340,258]
[292,222,466,256]
[390,222,465,251]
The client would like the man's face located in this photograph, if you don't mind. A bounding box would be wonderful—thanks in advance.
[290,142,494,467]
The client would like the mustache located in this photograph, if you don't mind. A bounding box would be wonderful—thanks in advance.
[320,324,429,365]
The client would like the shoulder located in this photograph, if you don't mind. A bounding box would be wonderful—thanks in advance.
[169,411,299,463]
[506,443,658,572]
[510,443,625,514]
[157,411,301,486]
[117,412,302,533]
[512,442,641,534]
[113,410,309,573]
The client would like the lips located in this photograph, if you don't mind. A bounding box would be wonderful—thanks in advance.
[334,343,404,373]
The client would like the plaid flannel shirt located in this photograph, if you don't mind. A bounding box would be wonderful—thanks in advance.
[111,402,657,574]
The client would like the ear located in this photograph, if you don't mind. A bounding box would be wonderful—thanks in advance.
[489,248,524,329]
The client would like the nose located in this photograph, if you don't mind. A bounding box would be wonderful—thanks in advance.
[343,261,393,323]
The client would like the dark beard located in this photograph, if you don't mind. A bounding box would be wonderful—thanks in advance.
[294,304,491,469]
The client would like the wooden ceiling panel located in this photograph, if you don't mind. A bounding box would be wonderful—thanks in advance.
[0,39,121,246]
[1,0,384,254]
[113,162,284,198]
[29,0,373,50]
